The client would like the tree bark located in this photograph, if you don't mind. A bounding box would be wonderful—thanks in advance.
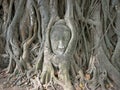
[0,0,120,90]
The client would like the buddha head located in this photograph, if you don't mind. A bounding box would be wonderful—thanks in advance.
[50,20,71,55]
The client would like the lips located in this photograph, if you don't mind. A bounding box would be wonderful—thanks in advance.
[58,40,65,49]
[56,48,65,55]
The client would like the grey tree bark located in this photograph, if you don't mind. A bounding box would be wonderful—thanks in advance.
[0,0,120,90]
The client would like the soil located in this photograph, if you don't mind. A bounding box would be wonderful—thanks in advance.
[0,68,27,90]
[0,68,64,90]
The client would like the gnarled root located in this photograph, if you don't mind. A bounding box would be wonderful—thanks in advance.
[40,59,76,90]
[82,55,114,90]
[40,61,54,86]
[57,62,75,90]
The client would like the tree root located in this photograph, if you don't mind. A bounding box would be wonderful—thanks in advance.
[74,55,115,90]
[40,64,54,85]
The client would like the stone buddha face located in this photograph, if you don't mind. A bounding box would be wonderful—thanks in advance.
[50,24,71,55]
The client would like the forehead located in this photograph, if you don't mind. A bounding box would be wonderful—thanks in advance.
[51,25,71,36]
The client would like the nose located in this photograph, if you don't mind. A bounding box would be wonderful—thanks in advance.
[58,40,64,49]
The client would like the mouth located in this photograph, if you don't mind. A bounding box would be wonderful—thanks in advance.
[56,48,65,54]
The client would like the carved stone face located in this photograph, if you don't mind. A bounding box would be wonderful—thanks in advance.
[50,25,71,55]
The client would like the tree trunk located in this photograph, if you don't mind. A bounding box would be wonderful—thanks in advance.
[0,0,120,90]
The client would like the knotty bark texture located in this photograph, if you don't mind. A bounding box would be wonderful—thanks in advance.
[0,0,120,90]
